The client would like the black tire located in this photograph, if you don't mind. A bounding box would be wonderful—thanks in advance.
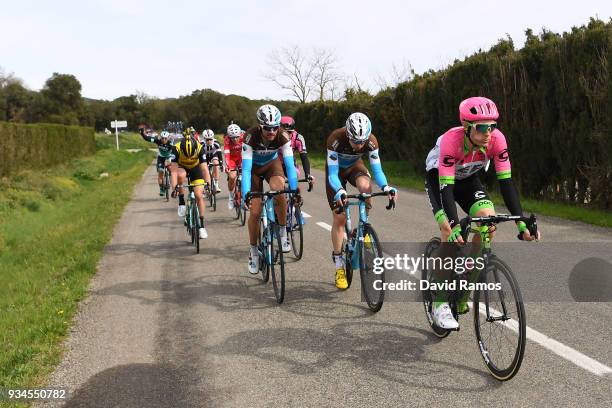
[422,237,451,338]
[290,205,304,260]
[211,191,216,212]
[240,207,247,226]
[233,191,241,220]
[473,255,526,381]
[270,223,285,304]
[193,204,200,254]
[359,224,384,312]
[164,171,170,201]
[259,219,270,283]
[343,228,355,288]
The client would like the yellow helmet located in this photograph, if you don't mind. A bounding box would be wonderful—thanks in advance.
[180,137,199,158]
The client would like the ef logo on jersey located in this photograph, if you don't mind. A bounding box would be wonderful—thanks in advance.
[498,149,509,162]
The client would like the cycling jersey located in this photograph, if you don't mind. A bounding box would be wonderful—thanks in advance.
[241,126,298,200]
[204,140,222,161]
[279,130,310,177]
[425,126,511,184]
[424,126,522,228]
[224,133,243,170]
[141,133,173,158]
[171,140,206,170]
[326,127,388,193]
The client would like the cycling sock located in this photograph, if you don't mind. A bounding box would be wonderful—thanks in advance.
[434,291,447,309]
[279,226,287,238]
[200,217,204,227]
[250,245,258,258]
[332,252,344,268]
[178,195,185,205]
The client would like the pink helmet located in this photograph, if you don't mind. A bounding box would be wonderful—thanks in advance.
[280,116,295,131]
[459,97,499,122]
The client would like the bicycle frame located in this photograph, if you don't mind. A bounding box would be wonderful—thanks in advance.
[259,195,277,265]
[344,199,369,270]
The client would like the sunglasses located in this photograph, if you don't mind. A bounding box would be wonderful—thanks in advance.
[262,125,279,132]
[471,123,497,133]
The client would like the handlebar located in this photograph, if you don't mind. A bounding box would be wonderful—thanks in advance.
[459,213,538,241]
[245,189,299,206]
[335,191,396,214]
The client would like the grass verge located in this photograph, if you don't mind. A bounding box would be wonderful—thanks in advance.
[309,152,612,228]
[0,134,152,402]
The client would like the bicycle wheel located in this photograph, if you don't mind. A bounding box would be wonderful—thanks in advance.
[240,206,247,226]
[270,223,285,304]
[164,171,170,201]
[212,190,217,212]
[233,191,241,220]
[193,203,200,254]
[290,205,304,260]
[259,219,270,283]
[421,237,451,338]
[343,228,354,288]
[359,224,384,312]
[473,255,526,381]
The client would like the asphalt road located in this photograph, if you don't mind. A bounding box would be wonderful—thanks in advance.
[40,164,612,407]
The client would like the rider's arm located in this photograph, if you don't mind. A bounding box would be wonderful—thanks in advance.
[326,149,343,193]
[295,134,311,176]
[241,143,253,201]
[492,131,523,217]
[280,141,298,190]
[368,149,389,189]
[223,136,231,164]
[438,134,460,228]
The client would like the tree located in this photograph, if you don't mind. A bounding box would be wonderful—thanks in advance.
[40,73,84,124]
[264,46,315,103]
[374,60,415,91]
[312,48,343,101]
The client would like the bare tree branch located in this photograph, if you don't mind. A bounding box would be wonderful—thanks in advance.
[264,46,315,103]
[374,60,415,90]
[311,48,343,101]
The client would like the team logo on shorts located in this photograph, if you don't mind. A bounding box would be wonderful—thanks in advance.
[474,190,486,199]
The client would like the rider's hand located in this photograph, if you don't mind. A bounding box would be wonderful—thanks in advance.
[383,185,398,201]
[448,224,465,244]
[518,221,540,241]
[334,188,347,208]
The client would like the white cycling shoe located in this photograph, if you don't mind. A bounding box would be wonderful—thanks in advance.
[433,303,459,330]
[248,255,259,274]
[281,236,291,253]
[198,228,208,239]
[177,205,186,217]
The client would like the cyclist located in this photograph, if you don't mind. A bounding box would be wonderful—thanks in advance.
[169,135,211,239]
[202,129,222,193]
[138,127,173,196]
[242,104,299,274]
[224,123,244,210]
[424,96,541,329]
[326,112,398,290]
[279,116,314,184]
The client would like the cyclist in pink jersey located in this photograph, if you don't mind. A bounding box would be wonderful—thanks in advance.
[279,116,315,184]
[424,96,541,329]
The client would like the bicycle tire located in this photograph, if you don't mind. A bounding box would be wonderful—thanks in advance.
[359,224,384,312]
[290,206,304,260]
[343,228,354,288]
[422,237,451,338]
[164,171,170,201]
[193,202,200,254]
[473,255,526,381]
[233,191,241,220]
[212,190,216,212]
[270,223,285,304]
[240,207,247,226]
[259,218,270,283]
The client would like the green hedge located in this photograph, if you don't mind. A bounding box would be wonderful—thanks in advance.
[0,122,95,177]
[295,19,612,210]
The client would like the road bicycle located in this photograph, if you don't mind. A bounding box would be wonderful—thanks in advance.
[206,163,223,212]
[421,214,537,380]
[285,178,313,260]
[175,179,207,254]
[246,188,297,304]
[230,168,247,226]
[339,191,395,312]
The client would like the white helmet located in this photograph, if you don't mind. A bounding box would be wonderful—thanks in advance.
[227,124,242,138]
[346,112,372,143]
[160,130,170,138]
[256,104,282,127]
[203,129,215,140]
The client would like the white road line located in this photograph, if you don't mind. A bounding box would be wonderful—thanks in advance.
[379,250,612,376]
[301,211,312,218]
[316,222,332,231]
[476,303,612,376]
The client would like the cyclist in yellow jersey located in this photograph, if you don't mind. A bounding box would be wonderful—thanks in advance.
[169,136,211,239]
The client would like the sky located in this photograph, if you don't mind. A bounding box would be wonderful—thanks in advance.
[1,0,611,101]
